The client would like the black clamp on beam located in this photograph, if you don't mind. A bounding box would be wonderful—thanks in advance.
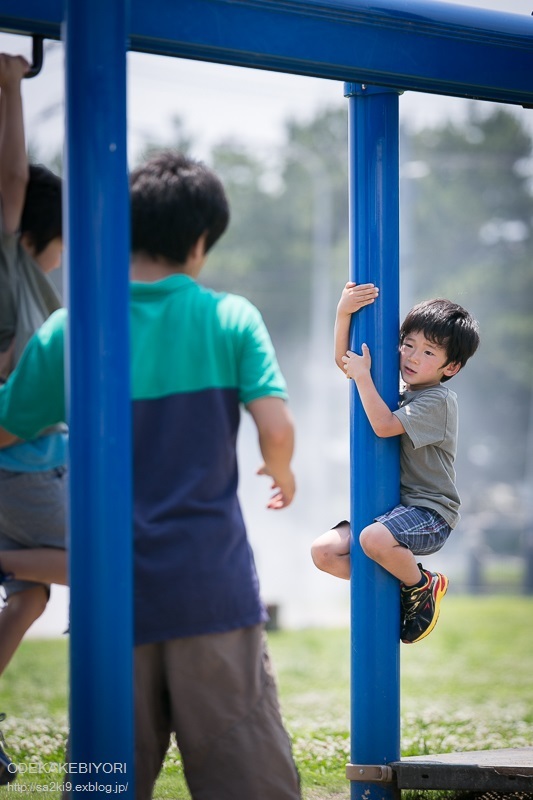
[24,36,44,79]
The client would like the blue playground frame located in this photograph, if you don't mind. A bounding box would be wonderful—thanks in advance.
[1,2,532,798]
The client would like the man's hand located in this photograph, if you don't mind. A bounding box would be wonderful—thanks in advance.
[337,281,379,317]
[342,343,372,382]
[0,53,31,234]
[247,396,295,510]
[0,54,30,90]
[256,463,296,509]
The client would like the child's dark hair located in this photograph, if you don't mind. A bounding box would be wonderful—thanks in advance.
[400,298,480,381]
[20,164,62,255]
[130,151,230,264]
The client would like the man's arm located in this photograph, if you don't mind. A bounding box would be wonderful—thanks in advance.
[0,309,67,440]
[334,282,379,372]
[0,53,30,235]
[247,396,296,509]
[0,425,18,448]
[343,344,404,438]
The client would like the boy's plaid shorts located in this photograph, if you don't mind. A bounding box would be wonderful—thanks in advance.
[375,504,451,556]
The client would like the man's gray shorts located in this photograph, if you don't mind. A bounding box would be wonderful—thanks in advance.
[0,466,67,597]
[134,624,301,800]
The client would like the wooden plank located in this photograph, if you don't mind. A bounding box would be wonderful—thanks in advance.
[391,748,533,791]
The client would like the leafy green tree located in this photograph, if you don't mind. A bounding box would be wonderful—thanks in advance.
[205,107,349,349]
[132,104,533,512]
[31,98,533,578]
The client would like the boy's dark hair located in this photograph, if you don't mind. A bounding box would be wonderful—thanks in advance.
[20,164,62,255]
[130,151,230,264]
[400,298,480,381]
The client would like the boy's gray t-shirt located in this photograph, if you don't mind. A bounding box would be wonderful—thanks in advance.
[0,231,61,377]
[393,384,460,528]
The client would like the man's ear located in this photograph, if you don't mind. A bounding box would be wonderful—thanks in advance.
[443,361,461,379]
[185,232,209,276]
[188,232,208,263]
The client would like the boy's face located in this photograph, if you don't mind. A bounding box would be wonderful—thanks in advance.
[399,330,459,389]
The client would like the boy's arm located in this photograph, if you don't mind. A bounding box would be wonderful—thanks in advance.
[0,54,30,235]
[343,343,404,438]
[247,396,296,509]
[0,426,18,448]
[334,282,379,372]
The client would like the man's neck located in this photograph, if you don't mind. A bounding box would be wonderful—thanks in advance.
[130,254,192,283]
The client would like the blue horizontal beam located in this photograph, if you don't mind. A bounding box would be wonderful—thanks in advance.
[1,0,533,105]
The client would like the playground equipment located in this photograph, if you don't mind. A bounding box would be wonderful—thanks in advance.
[1,2,532,798]
[21,35,43,78]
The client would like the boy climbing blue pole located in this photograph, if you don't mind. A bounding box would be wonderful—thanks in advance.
[311,84,480,799]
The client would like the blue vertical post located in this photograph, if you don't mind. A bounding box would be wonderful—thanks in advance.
[64,1,133,796]
[344,83,401,800]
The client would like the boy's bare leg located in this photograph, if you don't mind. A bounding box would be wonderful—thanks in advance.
[0,586,48,675]
[311,521,351,580]
[359,522,421,585]
[0,549,67,586]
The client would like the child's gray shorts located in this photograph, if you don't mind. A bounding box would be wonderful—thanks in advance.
[0,466,67,598]
[375,503,451,556]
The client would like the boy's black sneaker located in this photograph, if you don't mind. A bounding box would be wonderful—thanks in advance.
[400,565,448,644]
[0,714,16,785]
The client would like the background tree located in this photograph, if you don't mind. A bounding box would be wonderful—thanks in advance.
[36,101,533,587]
[205,107,349,348]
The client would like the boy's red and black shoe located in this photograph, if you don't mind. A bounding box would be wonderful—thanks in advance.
[400,566,448,644]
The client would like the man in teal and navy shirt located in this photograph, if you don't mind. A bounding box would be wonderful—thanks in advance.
[0,152,301,800]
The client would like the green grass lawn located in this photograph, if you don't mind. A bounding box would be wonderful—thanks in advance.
[1,596,532,799]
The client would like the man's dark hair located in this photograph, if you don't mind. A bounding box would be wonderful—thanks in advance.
[130,151,230,264]
[400,298,480,381]
[20,164,62,255]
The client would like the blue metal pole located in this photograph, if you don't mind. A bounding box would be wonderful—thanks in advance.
[344,83,401,800]
[64,1,133,796]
